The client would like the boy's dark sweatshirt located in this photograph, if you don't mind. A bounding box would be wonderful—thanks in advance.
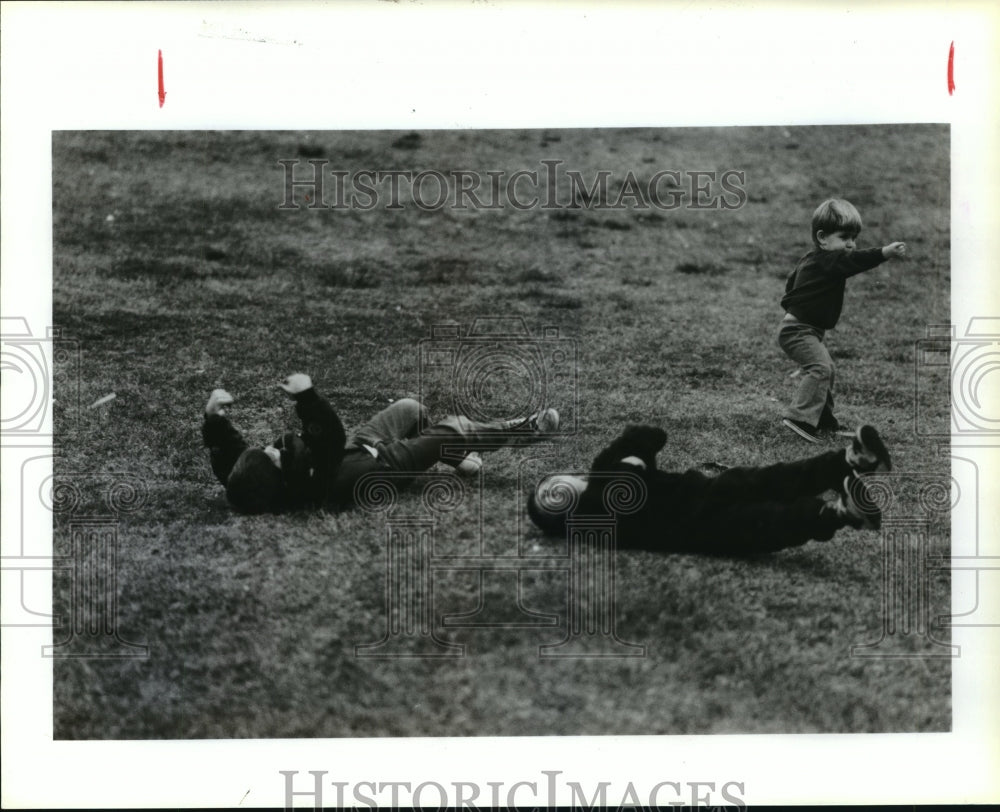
[202,387,348,510]
[575,424,842,554]
[780,247,885,329]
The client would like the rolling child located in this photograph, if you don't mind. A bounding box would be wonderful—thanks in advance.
[528,422,893,554]
[202,375,558,514]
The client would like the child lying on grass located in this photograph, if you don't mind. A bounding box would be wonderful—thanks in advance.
[202,374,558,514]
[528,423,891,554]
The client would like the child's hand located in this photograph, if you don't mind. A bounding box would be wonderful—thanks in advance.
[882,241,907,259]
[279,373,313,396]
[205,388,234,416]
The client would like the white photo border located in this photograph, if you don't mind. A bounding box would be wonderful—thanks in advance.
[2,1,998,808]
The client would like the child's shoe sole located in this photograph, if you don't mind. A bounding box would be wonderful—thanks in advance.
[847,425,892,472]
[782,418,819,443]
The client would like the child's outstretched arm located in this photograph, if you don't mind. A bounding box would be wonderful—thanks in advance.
[822,242,904,278]
[882,241,907,259]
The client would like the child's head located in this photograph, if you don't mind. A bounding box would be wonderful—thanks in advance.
[811,198,863,249]
[226,447,284,513]
[526,473,588,536]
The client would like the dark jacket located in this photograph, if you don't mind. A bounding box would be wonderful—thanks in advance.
[780,247,885,329]
[575,424,703,549]
[547,425,847,555]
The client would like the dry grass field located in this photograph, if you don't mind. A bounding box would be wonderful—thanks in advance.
[51,125,951,738]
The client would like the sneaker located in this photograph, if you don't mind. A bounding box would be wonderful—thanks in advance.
[499,408,560,435]
[782,418,819,443]
[455,451,483,476]
[205,388,234,417]
[846,425,892,472]
[533,407,560,433]
[832,472,882,530]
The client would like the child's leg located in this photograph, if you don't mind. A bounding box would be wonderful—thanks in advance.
[818,365,839,428]
[350,398,428,446]
[687,495,848,554]
[778,322,834,429]
[374,412,552,473]
[700,449,851,504]
[202,413,250,487]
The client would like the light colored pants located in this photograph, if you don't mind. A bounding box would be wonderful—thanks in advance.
[349,398,521,472]
[778,319,835,428]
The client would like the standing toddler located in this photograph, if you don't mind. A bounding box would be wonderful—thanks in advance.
[779,198,906,442]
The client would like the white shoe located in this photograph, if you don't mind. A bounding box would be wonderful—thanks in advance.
[496,407,560,440]
[456,451,483,476]
[533,407,560,433]
[205,389,234,416]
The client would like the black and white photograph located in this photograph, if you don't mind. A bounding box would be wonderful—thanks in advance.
[48,124,952,741]
[2,2,999,809]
